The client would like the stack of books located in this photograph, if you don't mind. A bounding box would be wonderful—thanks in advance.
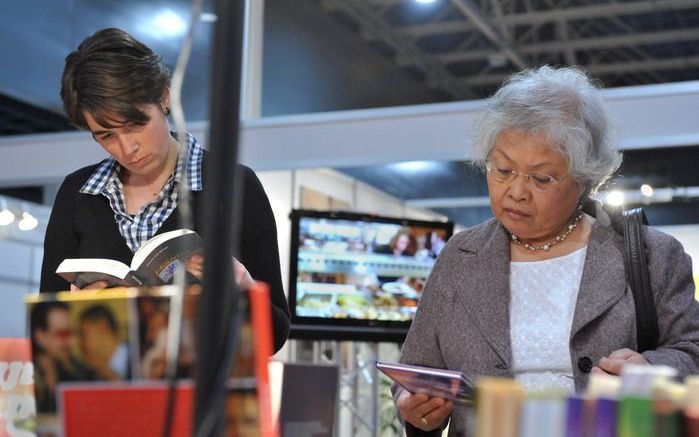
[474,365,699,437]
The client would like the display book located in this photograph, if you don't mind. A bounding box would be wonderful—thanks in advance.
[55,229,202,288]
[288,209,453,342]
[445,365,698,437]
[376,361,474,404]
[26,283,278,437]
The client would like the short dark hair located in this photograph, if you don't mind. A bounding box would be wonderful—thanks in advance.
[60,28,170,130]
[30,301,70,332]
[79,304,119,334]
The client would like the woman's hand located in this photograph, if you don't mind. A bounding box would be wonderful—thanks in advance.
[186,254,256,290]
[591,348,649,375]
[395,389,453,432]
[70,280,108,291]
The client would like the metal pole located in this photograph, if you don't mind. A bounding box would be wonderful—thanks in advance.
[193,0,245,435]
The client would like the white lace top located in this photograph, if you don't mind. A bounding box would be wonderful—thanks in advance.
[509,246,587,393]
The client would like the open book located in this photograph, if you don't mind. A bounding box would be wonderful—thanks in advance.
[56,229,203,288]
[377,361,474,404]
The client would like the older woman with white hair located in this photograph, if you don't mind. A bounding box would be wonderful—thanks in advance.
[393,66,699,435]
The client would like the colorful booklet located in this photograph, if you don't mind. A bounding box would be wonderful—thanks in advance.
[376,361,474,404]
[55,229,202,288]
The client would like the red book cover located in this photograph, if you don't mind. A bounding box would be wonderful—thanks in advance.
[60,382,193,437]
[248,282,277,437]
[0,338,35,437]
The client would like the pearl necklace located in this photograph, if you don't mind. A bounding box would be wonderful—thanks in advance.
[507,212,584,252]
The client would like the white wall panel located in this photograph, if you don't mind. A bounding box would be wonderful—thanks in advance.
[0,240,32,281]
[0,282,31,338]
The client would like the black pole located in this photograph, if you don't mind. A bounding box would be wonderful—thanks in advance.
[194,0,245,436]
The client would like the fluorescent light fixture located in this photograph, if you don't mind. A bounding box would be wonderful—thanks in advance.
[152,9,187,38]
[200,12,218,22]
[415,0,437,3]
[0,198,14,226]
[0,208,14,226]
[18,212,38,231]
[640,184,654,197]
[606,190,625,206]
[391,161,436,173]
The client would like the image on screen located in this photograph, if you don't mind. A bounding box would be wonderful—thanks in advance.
[288,210,453,341]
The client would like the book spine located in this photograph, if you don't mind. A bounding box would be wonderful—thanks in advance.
[653,398,681,437]
[618,397,654,437]
[684,408,699,437]
[475,378,525,437]
[565,396,585,437]
[593,397,618,437]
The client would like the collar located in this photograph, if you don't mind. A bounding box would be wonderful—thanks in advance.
[80,132,204,195]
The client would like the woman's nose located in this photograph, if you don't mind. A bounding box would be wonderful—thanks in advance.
[117,133,139,154]
[507,174,531,200]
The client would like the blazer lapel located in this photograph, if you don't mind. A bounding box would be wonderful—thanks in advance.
[571,219,627,338]
[454,220,513,366]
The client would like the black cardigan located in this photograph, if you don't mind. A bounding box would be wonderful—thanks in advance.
[40,158,290,352]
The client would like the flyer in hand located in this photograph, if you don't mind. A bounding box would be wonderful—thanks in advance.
[377,361,474,404]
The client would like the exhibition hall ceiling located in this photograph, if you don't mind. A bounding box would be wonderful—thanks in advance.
[1,0,698,225]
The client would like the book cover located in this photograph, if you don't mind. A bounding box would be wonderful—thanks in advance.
[376,361,474,404]
[0,338,36,437]
[475,377,525,437]
[27,285,279,436]
[27,289,136,415]
[55,229,203,288]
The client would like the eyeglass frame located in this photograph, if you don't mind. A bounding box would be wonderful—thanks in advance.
[485,161,568,193]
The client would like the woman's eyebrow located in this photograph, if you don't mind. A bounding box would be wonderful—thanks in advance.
[492,149,554,169]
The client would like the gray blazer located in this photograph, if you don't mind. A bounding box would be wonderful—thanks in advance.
[397,207,699,436]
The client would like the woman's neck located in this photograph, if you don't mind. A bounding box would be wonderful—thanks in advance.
[124,137,179,189]
[510,214,594,262]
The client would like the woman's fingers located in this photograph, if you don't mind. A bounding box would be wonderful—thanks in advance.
[72,280,108,291]
[421,400,453,430]
[396,390,450,431]
[233,258,255,289]
[597,348,648,375]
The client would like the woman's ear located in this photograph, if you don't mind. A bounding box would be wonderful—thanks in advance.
[160,88,171,114]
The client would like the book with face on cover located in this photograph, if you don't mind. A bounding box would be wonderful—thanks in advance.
[376,361,475,404]
[55,229,203,288]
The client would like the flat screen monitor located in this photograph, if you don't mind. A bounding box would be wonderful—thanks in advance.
[288,209,454,342]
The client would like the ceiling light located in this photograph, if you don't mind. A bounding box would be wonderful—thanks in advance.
[18,212,38,231]
[0,208,14,226]
[200,12,218,22]
[488,53,508,68]
[152,9,187,38]
[391,161,436,173]
[640,184,654,197]
[606,190,625,206]
[415,0,437,3]
[0,198,14,226]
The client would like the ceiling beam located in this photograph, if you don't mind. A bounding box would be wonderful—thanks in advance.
[320,0,475,99]
[449,0,529,69]
[501,0,699,26]
[401,0,699,37]
[461,55,699,87]
[429,27,699,65]
[1,80,698,187]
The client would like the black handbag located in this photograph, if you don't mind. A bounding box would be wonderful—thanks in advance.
[593,199,659,353]
[620,207,659,353]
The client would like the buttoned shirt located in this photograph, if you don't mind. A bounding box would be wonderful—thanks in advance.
[79,132,203,252]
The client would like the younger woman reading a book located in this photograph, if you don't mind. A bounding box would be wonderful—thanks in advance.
[40,28,290,352]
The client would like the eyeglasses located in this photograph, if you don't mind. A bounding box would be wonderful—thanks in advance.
[486,163,564,193]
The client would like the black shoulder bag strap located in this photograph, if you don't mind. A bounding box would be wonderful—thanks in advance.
[621,207,659,353]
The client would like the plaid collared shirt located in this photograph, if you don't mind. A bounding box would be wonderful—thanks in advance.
[80,132,204,253]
